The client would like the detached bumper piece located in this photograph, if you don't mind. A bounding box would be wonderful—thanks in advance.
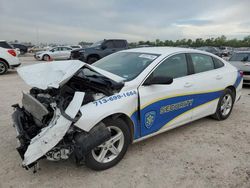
[12,105,37,169]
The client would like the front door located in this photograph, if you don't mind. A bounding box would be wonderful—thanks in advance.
[138,53,195,137]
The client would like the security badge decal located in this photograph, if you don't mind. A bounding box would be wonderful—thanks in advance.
[145,111,156,129]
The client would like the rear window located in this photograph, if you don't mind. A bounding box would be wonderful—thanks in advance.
[213,57,224,68]
[113,40,126,48]
[190,53,214,73]
[0,41,13,49]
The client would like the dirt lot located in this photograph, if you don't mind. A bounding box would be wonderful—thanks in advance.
[0,56,250,188]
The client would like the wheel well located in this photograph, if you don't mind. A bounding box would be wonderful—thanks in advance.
[43,54,49,57]
[226,86,236,100]
[0,58,9,68]
[103,113,134,143]
[87,54,100,61]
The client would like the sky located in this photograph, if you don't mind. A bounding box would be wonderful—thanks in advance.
[0,0,250,44]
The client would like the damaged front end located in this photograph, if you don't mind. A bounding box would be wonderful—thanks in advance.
[12,61,124,171]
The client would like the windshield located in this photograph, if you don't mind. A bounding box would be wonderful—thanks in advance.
[229,53,250,62]
[90,40,103,48]
[93,52,160,81]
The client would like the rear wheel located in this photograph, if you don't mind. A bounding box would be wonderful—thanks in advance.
[0,61,8,75]
[212,88,235,120]
[85,118,130,170]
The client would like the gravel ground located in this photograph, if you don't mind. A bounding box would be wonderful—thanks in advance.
[0,56,250,188]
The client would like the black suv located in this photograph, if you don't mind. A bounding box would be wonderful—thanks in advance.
[71,39,128,64]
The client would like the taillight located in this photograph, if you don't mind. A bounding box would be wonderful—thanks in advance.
[7,49,16,57]
[239,71,244,77]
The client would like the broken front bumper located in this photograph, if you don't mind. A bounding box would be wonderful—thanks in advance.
[12,105,31,161]
[12,92,85,168]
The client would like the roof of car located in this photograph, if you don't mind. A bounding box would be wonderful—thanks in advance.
[234,51,250,53]
[124,47,203,55]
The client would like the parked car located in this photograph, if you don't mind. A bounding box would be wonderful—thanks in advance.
[197,46,223,57]
[228,51,250,85]
[11,43,28,55]
[28,46,45,53]
[71,39,128,64]
[70,45,82,49]
[12,47,242,171]
[34,46,72,61]
[0,40,21,75]
[219,46,233,57]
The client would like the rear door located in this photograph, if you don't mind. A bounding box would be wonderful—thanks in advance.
[60,47,72,59]
[102,40,117,57]
[113,40,127,52]
[138,53,195,137]
[186,53,225,120]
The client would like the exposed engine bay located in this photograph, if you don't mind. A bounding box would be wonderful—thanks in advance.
[12,63,124,172]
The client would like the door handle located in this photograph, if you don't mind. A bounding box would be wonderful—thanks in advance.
[216,75,223,80]
[184,82,193,88]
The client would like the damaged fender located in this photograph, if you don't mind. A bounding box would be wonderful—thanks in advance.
[23,92,85,166]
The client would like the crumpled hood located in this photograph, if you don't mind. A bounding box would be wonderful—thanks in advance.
[17,60,125,90]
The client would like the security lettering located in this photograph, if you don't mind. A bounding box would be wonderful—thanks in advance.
[160,99,194,114]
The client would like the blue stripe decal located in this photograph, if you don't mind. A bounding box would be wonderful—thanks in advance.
[233,71,242,88]
[131,91,222,139]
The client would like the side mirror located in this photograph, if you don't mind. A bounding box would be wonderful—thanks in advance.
[101,45,107,50]
[50,49,54,52]
[144,76,173,86]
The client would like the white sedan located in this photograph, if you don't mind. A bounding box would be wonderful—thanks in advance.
[34,46,72,61]
[12,47,242,171]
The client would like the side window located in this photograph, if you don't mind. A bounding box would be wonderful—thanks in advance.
[153,54,188,79]
[213,57,224,68]
[62,47,71,51]
[113,40,125,48]
[190,53,214,73]
[53,47,60,51]
[104,41,114,48]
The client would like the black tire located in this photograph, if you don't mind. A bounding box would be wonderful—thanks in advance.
[87,56,99,64]
[85,118,130,171]
[212,88,235,120]
[0,61,8,75]
[43,54,50,61]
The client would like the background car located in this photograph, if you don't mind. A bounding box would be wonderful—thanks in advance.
[219,46,233,57]
[70,39,128,64]
[0,40,20,75]
[34,46,72,61]
[197,46,223,57]
[11,43,28,55]
[228,51,250,85]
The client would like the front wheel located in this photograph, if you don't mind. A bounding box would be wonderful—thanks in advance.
[85,118,130,170]
[212,88,235,120]
[43,54,50,61]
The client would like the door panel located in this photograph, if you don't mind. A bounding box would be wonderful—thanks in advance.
[139,78,195,137]
[188,53,225,119]
[138,53,194,137]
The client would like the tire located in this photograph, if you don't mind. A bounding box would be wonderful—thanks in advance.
[87,56,99,64]
[43,54,50,61]
[212,88,235,120]
[0,61,8,75]
[85,118,130,171]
